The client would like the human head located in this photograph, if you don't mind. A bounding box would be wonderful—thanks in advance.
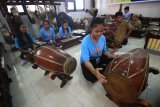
[16,23,27,34]
[62,20,69,29]
[43,20,50,30]
[90,17,105,40]
[124,6,129,13]
[115,11,123,23]
[132,14,138,21]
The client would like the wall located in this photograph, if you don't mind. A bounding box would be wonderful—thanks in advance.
[95,0,160,18]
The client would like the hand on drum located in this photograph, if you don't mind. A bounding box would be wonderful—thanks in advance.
[95,68,107,83]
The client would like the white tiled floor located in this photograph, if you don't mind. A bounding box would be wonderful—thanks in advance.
[6,37,160,107]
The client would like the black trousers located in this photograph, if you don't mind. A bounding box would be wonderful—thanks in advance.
[81,55,113,83]
[121,38,128,45]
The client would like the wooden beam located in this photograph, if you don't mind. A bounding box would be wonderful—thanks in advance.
[6,2,61,5]
[6,0,64,5]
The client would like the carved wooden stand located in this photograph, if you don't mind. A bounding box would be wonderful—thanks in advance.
[50,73,73,88]
[32,64,73,88]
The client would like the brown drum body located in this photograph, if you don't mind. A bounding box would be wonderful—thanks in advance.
[103,48,149,104]
[34,45,77,74]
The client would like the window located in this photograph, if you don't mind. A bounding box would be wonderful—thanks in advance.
[75,0,84,10]
[7,5,24,13]
[67,0,84,11]
[68,2,74,10]
[26,5,45,12]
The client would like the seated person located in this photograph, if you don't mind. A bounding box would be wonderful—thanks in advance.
[104,15,112,25]
[39,20,56,43]
[58,20,72,38]
[86,8,98,19]
[84,16,93,33]
[129,14,144,38]
[80,17,112,83]
[124,6,131,22]
[130,14,141,30]
[15,23,35,66]
[114,11,132,45]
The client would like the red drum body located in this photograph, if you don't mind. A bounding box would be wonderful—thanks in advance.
[103,48,149,104]
[34,45,77,75]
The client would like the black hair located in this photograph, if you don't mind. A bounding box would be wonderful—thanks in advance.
[43,20,50,25]
[62,20,69,33]
[115,11,123,18]
[85,9,88,12]
[16,23,33,48]
[90,17,105,29]
[130,13,134,20]
[124,6,129,10]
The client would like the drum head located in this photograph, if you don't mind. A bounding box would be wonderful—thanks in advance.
[103,72,137,103]
[64,57,77,74]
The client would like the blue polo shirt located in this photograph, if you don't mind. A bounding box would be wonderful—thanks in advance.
[39,27,55,42]
[58,26,72,37]
[15,33,35,48]
[80,34,107,64]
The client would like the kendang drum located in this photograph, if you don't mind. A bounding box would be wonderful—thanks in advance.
[32,45,77,88]
[102,48,159,107]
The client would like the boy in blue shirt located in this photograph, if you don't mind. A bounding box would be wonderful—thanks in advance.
[80,17,112,83]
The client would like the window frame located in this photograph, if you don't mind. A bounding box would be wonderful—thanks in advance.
[67,0,85,12]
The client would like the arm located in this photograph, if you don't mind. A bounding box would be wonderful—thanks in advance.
[137,20,142,29]
[39,29,44,41]
[84,61,107,83]
[28,33,35,43]
[51,28,56,39]
[103,36,107,53]
[59,27,63,37]
[126,23,133,36]
[68,27,72,33]
[84,61,97,76]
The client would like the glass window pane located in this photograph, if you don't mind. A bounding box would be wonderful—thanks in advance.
[7,5,24,13]
[68,2,74,10]
[75,0,84,10]
[27,5,36,12]
[16,5,24,12]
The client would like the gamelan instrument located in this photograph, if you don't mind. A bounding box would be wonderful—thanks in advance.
[144,32,160,53]
[102,48,159,107]
[146,38,160,51]
[54,35,82,49]
[32,45,77,88]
